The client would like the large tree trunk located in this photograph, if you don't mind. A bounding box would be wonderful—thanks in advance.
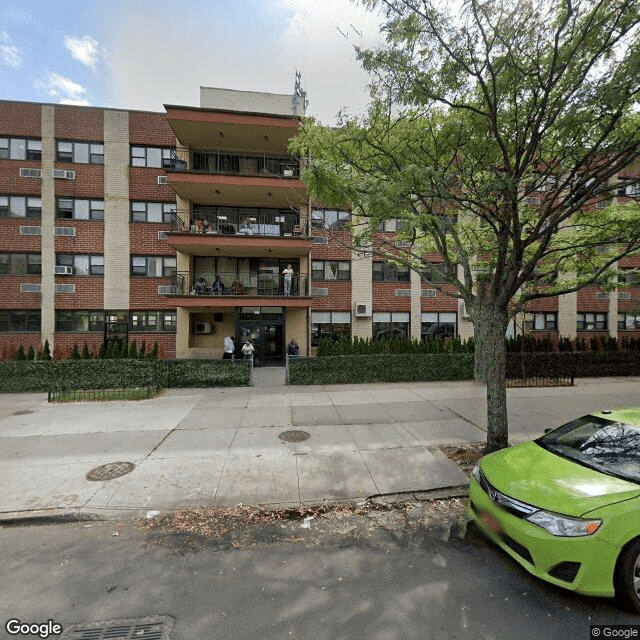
[474,307,509,452]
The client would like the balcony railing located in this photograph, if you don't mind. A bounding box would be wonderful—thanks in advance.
[170,271,310,297]
[166,149,300,178]
[173,208,305,237]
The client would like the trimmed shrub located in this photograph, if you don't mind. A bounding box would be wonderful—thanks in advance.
[0,358,251,393]
[71,343,81,360]
[288,353,475,385]
[139,341,147,358]
[15,345,26,361]
[40,340,52,361]
[27,346,36,360]
[128,340,138,359]
[81,341,91,359]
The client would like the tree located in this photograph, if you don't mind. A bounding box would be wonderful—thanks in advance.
[291,0,640,451]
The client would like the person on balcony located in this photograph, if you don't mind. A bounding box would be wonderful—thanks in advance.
[212,275,225,295]
[282,264,294,295]
[194,277,207,295]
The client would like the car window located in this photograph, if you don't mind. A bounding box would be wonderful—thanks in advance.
[538,415,640,483]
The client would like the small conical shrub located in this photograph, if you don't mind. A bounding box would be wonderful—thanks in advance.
[128,339,138,359]
[27,345,36,360]
[15,345,26,361]
[71,343,81,359]
[81,341,91,359]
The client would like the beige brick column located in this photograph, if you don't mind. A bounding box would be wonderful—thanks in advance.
[410,269,422,340]
[457,265,474,339]
[40,106,55,350]
[351,248,372,339]
[609,266,618,339]
[103,110,130,309]
[558,285,577,339]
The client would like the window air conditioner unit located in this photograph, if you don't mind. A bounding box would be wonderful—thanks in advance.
[194,321,212,334]
[355,303,371,318]
[53,169,75,179]
[54,265,73,275]
[19,168,42,178]
[157,176,169,185]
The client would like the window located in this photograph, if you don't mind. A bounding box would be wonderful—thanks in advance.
[0,310,41,332]
[524,312,557,331]
[311,209,350,230]
[421,312,457,339]
[56,141,104,164]
[422,262,455,283]
[577,312,608,331]
[373,262,410,282]
[130,310,176,332]
[131,201,177,223]
[372,312,410,340]
[0,196,41,219]
[56,197,104,220]
[618,269,640,287]
[0,253,41,275]
[311,311,351,347]
[131,256,176,277]
[0,137,42,161]
[56,254,104,276]
[311,260,351,281]
[131,146,173,168]
[618,313,640,330]
[55,310,104,332]
[377,218,407,232]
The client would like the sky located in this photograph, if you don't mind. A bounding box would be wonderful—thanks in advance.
[0,0,387,124]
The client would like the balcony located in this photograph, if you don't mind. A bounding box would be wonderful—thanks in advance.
[167,150,300,179]
[166,271,312,308]
[172,208,304,236]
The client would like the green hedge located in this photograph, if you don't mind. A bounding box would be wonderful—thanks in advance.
[288,353,475,385]
[0,359,251,393]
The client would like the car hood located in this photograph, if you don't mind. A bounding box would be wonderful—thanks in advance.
[480,441,640,517]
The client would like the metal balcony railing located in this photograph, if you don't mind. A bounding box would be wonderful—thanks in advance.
[166,149,300,178]
[172,208,305,237]
[170,271,310,297]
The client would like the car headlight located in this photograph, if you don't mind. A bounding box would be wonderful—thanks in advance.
[471,465,480,481]
[526,510,601,537]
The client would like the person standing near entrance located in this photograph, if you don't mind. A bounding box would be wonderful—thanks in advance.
[282,264,294,295]
[223,335,235,359]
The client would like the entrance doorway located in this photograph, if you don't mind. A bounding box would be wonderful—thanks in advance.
[237,308,284,366]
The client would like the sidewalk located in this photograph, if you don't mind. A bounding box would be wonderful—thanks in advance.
[1,375,639,521]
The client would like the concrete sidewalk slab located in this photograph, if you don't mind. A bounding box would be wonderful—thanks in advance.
[1,376,639,520]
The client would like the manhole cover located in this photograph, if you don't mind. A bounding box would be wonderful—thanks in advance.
[279,430,311,442]
[86,462,135,481]
[60,615,173,639]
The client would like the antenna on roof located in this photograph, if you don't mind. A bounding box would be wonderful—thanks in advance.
[292,70,308,116]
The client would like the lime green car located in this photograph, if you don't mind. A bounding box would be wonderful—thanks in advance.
[468,407,640,612]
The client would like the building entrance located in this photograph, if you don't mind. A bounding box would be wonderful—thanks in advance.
[237,308,284,366]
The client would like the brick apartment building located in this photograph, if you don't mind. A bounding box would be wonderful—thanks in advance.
[0,87,639,363]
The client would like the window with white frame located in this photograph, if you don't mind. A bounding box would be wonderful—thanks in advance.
[421,312,457,338]
[311,260,351,281]
[0,253,41,275]
[0,196,41,218]
[56,197,104,220]
[577,312,607,331]
[523,312,557,331]
[422,262,456,283]
[377,218,407,232]
[373,261,410,282]
[311,311,351,346]
[618,268,640,286]
[56,254,104,276]
[0,137,42,161]
[131,201,177,223]
[56,140,104,164]
[372,312,410,339]
[131,146,174,169]
[130,310,177,332]
[618,313,640,330]
[131,256,176,277]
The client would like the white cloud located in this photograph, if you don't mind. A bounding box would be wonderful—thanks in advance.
[0,31,22,68]
[34,72,91,105]
[64,35,107,71]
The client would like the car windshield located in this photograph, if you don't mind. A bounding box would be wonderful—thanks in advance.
[537,415,640,484]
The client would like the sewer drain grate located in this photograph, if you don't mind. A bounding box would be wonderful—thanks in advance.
[86,462,135,481]
[279,430,311,442]
[60,615,173,640]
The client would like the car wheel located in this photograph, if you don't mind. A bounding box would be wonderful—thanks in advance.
[615,539,640,614]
